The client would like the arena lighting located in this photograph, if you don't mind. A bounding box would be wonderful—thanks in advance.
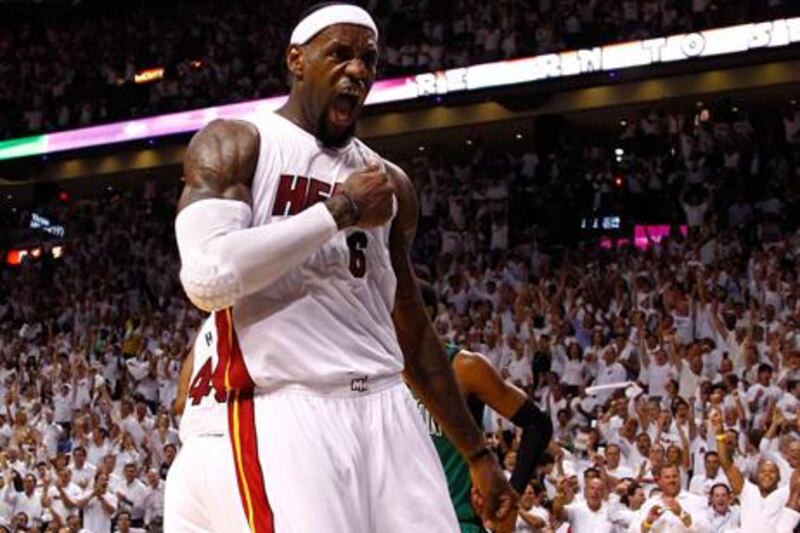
[134,67,165,84]
[599,224,688,250]
[5,245,64,266]
[0,16,798,162]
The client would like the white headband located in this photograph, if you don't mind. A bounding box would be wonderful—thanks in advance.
[290,4,378,45]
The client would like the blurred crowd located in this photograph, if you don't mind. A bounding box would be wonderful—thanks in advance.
[0,93,800,532]
[2,0,799,140]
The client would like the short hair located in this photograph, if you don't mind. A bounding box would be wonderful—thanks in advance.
[658,463,680,477]
[621,481,642,506]
[73,446,86,455]
[670,397,688,414]
[710,483,730,495]
[584,467,601,480]
[757,363,773,374]
[705,451,719,460]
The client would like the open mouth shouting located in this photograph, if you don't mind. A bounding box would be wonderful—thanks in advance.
[329,90,362,129]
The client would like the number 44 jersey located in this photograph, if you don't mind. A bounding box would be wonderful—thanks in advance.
[220,112,403,394]
[179,316,229,443]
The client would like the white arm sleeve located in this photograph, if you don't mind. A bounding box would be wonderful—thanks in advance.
[175,198,338,312]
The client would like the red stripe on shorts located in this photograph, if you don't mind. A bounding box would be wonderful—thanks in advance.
[212,310,232,393]
[213,308,255,391]
[230,390,274,533]
[216,308,273,533]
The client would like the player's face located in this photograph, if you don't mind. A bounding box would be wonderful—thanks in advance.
[296,24,377,147]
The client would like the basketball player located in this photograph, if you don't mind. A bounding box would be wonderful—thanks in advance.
[173,3,516,532]
[163,317,248,532]
[418,281,554,533]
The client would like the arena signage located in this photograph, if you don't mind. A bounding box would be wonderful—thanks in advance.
[0,17,798,162]
[413,17,800,95]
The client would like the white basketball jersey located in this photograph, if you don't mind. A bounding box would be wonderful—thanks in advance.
[178,316,228,442]
[230,112,404,392]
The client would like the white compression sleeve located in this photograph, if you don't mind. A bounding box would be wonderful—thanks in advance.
[175,198,338,312]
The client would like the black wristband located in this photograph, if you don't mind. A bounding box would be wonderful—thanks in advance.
[468,447,492,463]
[339,190,361,225]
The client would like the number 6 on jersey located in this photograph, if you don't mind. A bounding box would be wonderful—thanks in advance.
[347,231,368,278]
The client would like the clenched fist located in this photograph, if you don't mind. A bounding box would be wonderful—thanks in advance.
[328,160,395,229]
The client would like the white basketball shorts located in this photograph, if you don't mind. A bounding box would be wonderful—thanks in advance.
[164,435,250,532]
[222,377,460,533]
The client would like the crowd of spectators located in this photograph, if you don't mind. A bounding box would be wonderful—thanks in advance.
[0,93,799,532]
[2,0,799,140]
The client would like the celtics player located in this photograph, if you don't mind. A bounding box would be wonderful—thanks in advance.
[417,281,554,532]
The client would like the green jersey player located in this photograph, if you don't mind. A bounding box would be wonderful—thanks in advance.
[417,282,554,532]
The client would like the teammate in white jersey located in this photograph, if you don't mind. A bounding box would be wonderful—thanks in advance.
[173,3,516,532]
[163,316,248,532]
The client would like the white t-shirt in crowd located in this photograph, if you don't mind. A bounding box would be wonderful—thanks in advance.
[81,490,118,533]
[739,479,790,529]
[642,361,675,399]
[630,491,710,532]
[678,365,702,399]
[706,505,740,533]
[688,470,728,497]
[565,500,613,532]
[515,505,549,532]
[3,487,43,525]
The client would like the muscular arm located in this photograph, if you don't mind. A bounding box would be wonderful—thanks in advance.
[175,119,356,311]
[387,164,486,460]
[455,351,553,493]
